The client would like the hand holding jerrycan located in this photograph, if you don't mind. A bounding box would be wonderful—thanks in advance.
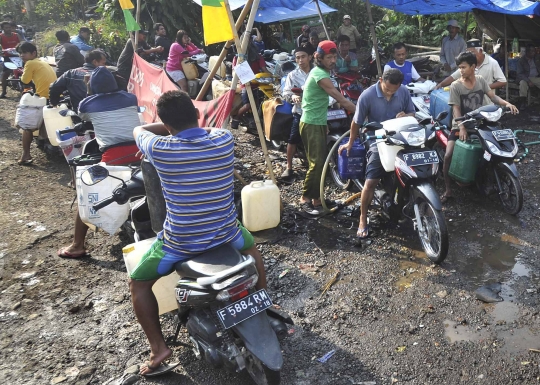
[241,180,280,232]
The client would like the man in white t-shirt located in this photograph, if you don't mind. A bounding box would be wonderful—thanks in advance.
[383,42,424,85]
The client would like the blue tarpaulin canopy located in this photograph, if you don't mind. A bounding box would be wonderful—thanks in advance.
[367,0,540,16]
[254,1,337,23]
[192,0,313,10]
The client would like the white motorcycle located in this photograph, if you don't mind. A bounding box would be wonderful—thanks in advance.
[406,80,437,122]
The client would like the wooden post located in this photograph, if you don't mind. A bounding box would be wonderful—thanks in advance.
[504,15,509,100]
[134,0,141,50]
[224,0,278,184]
[365,0,382,77]
[313,0,330,40]
[464,12,469,41]
[195,0,254,101]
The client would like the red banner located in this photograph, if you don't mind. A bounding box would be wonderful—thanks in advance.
[128,54,235,128]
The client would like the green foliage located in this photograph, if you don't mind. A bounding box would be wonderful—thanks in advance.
[34,0,91,22]
[34,19,128,59]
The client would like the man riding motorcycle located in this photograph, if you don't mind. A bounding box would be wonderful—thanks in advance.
[339,69,415,240]
[130,90,267,376]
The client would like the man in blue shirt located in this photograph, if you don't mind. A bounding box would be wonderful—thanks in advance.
[129,90,267,376]
[339,69,415,239]
[70,27,94,55]
[384,42,424,85]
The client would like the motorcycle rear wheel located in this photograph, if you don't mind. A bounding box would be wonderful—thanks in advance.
[416,197,449,264]
[496,165,523,215]
[245,351,280,385]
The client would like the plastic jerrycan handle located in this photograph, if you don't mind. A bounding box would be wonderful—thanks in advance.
[250,181,265,188]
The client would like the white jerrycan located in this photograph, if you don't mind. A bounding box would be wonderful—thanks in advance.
[241,180,280,232]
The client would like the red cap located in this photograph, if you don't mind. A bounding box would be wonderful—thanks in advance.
[317,40,337,55]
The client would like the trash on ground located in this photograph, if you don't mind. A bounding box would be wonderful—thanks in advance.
[317,349,336,363]
[475,282,503,303]
[279,269,290,279]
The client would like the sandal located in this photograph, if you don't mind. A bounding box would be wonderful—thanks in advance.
[17,159,34,166]
[300,201,321,216]
[440,194,454,204]
[57,247,89,259]
[141,361,181,377]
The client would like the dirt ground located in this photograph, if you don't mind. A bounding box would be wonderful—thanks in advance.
[1,89,540,385]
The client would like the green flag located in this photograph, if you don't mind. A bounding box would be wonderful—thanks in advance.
[123,9,140,31]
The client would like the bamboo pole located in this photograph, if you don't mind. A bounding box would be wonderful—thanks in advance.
[224,0,277,185]
[195,0,254,101]
[313,0,330,40]
[405,43,441,51]
[464,12,469,41]
[504,15,509,101]
[134,0,141,51]
[365,0,382,77]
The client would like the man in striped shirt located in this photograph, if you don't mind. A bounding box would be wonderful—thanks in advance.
[130,90,266,376]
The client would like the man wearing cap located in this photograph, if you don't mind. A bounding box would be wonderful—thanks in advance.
[71,27,94,56]
[436,39,506,104]
[440,20,467,75]
[297,25,311,48]
[339,69,415,239]
[299,41,356,215]
[281,46,314,179]
[337,15,361,53]
[116,30,164,90]
[336,35,359,73]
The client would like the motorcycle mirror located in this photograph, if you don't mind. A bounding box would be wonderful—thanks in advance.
[386,130,397,136]
[59,109,77,117]
[137,106,146,113]
[81,165,110,186]
[436,111,448,121]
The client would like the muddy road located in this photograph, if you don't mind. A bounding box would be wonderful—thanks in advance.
[1,91,539,385]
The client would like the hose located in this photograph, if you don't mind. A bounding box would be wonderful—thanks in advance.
[319,130,357,214]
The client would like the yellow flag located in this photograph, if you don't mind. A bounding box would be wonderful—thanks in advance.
[119,0,135,10]
[202,0,233,45]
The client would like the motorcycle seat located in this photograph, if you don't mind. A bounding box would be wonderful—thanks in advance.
[174,244,245,279]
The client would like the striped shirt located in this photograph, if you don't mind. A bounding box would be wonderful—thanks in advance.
[136,128,242,257]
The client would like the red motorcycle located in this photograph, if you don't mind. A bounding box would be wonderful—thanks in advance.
[334,72,370,112]
[1,49,25,93]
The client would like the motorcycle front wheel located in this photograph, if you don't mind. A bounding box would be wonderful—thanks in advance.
[415,197,449,264]
[245,351,280,385]
[496,165,523,215]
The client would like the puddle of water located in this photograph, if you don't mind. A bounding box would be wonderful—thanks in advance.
[395,260,426,292]
[305,216,353,250]
[444,319,488,343]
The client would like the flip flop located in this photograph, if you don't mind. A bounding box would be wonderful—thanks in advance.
[356,226,371,239]
[440,194,454,204]
[17,159,34,166]
[57,247,89,259]
[142,361,181,377]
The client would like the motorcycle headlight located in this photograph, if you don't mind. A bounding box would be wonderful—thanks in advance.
[401,130,426,146]
[485,140,518,158]
[480,109,502,122]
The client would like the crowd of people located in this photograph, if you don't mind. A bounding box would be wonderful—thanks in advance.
[0,16,535,378]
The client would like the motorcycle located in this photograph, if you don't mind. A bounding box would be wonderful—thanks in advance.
[1,49,25,93]
[344,115,449,263]
[360,45,387,80]
[406,80,437,121]
[335,71,370,108]
[431,105,523,215]
[80,162,291,385]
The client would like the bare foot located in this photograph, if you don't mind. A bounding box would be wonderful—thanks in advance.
[139,347,172,375]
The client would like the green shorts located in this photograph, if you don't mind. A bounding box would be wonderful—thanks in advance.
[129,222,255,281]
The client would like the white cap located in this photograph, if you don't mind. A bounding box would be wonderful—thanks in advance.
[447,19,460,28]
[343,15,351,20]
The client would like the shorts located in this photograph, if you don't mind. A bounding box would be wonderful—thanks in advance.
[365,145,386,180]
[288,113,302,145]
[448,130,459,142]
[129,221,255,281]
[167,69,186,82]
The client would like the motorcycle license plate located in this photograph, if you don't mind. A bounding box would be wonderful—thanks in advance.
[492,129,514,142]
[402,151,439,167]
[327,109,347,121]
[216,289,273,329]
